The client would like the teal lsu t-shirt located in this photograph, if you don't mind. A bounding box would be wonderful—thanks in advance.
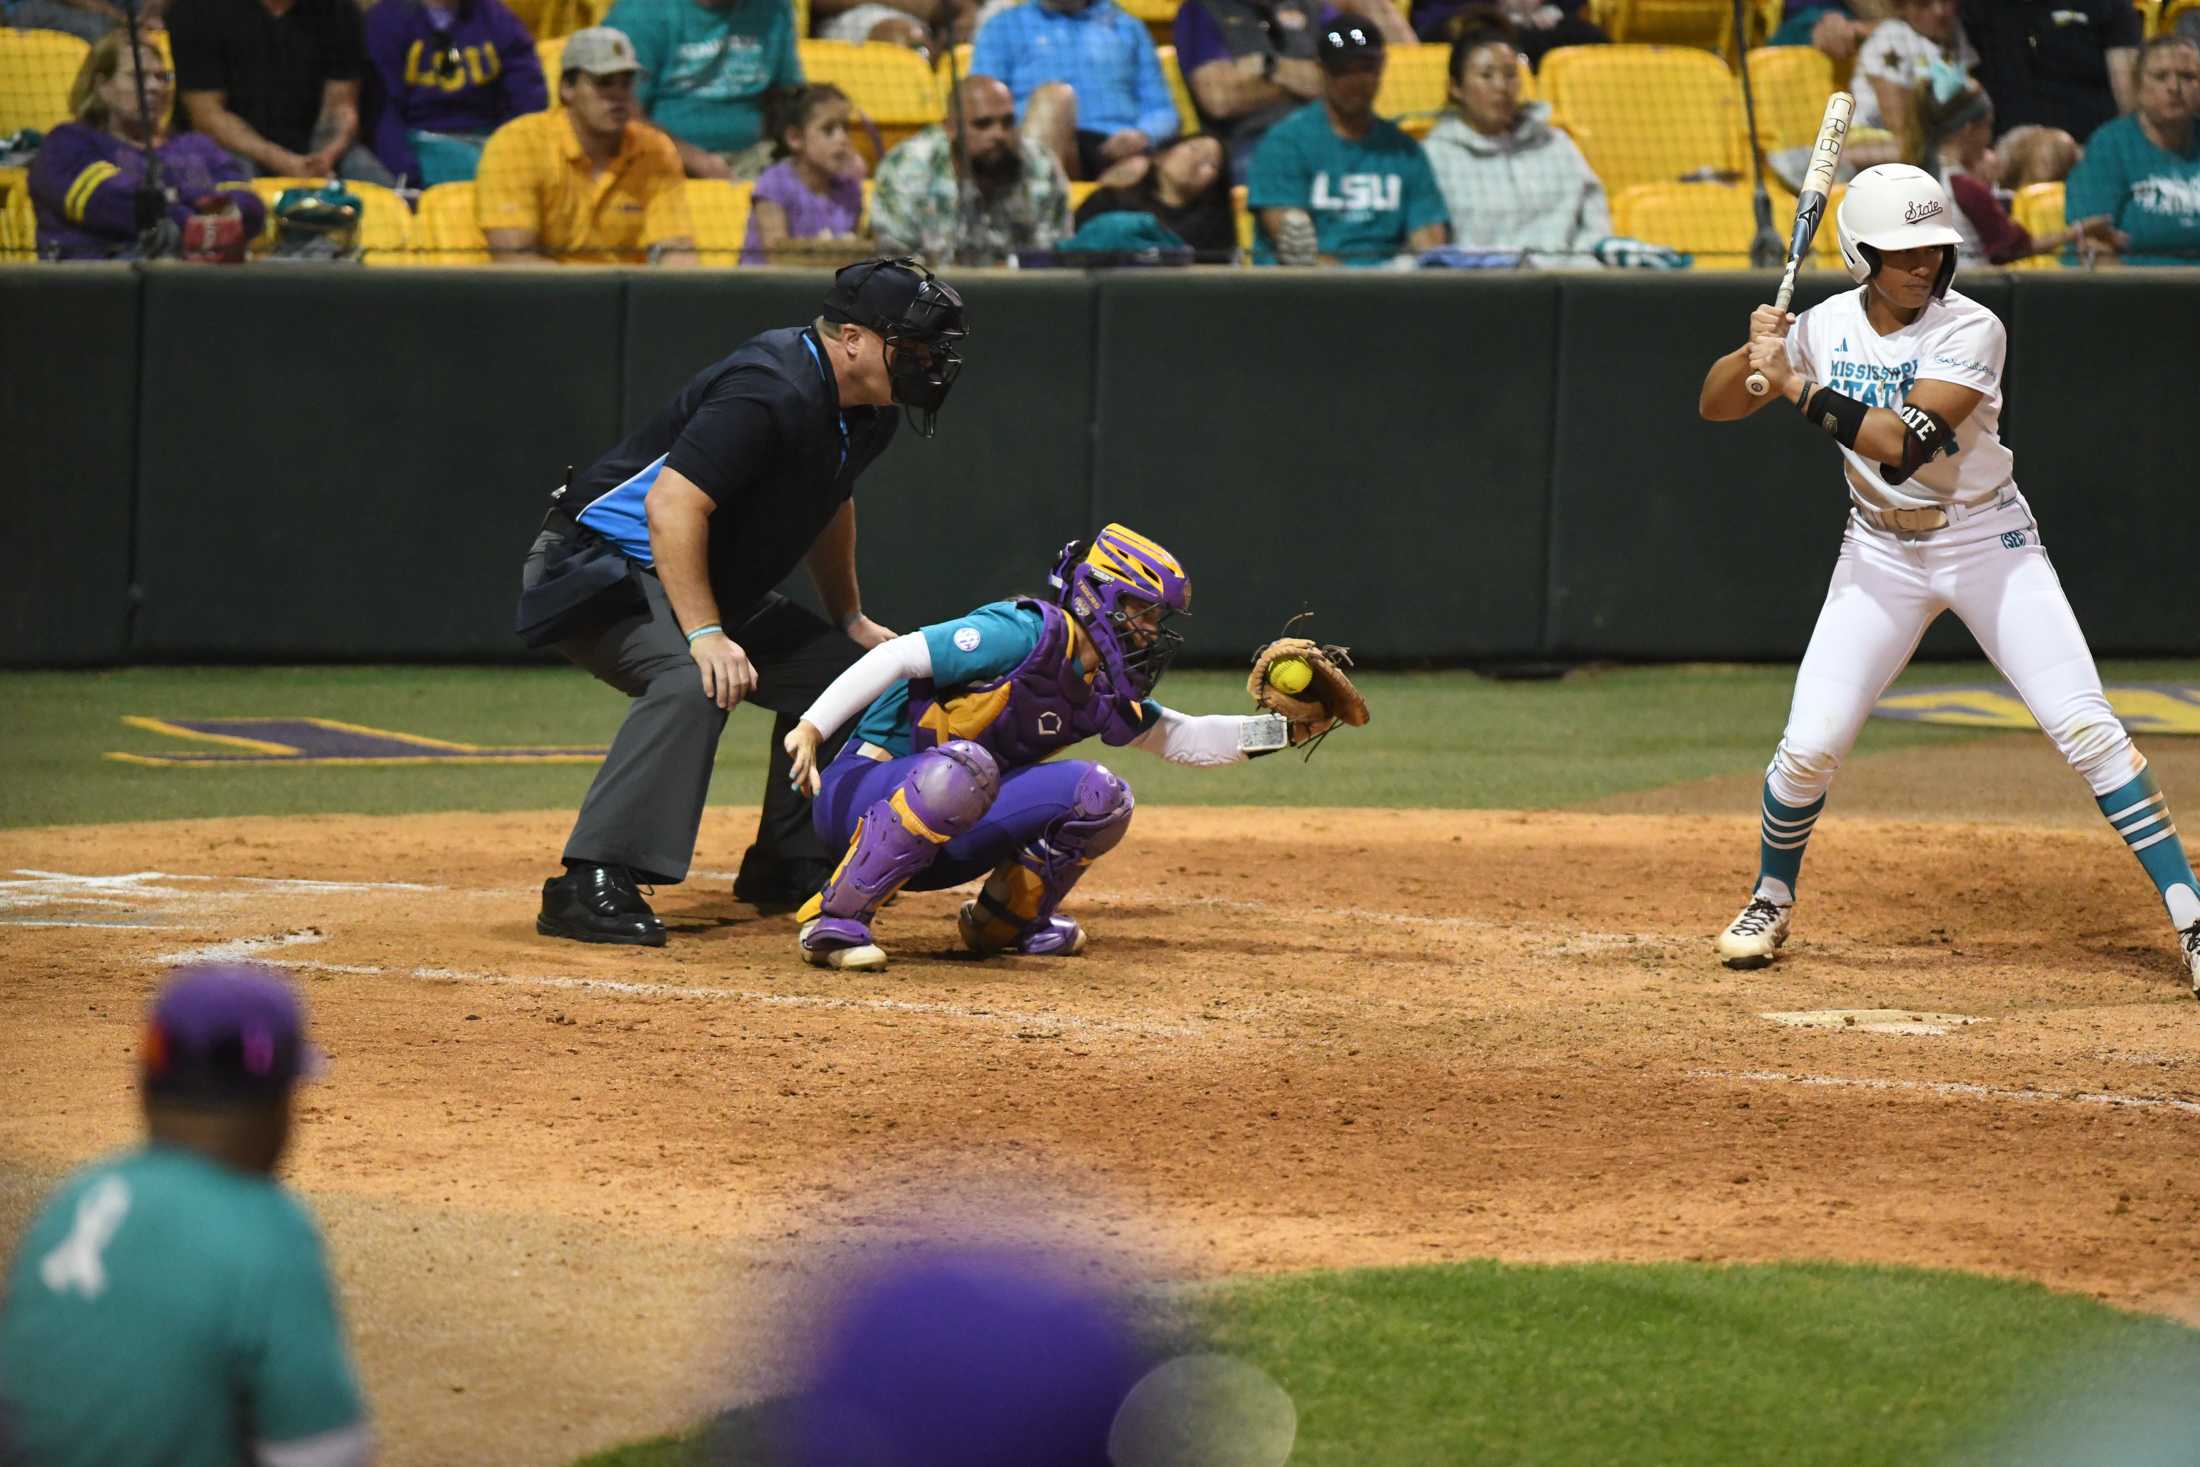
[1247,102,1447,266]
[0,1146,367,1467]
[2063,113,2200,266]
[604,0,803,155]
[851,600,1162,757]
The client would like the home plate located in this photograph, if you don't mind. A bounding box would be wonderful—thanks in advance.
[1761,1009,1986,1037]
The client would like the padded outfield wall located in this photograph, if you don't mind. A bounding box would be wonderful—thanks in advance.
[3,266,2193,666]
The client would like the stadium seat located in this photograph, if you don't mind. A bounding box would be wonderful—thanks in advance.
[2134,0,2161,39]
[934,41,972,95]
[539,36,566,103]
[2010,181,2065,270]
[1114,0,1178,44]
[243,176,415,262]
[1541,44,1747,195]
[1158,45,1199,136]
[0,28,90,135]
[1068,178,1100,212]
[1613,179,1844,270]
[505,0,604,39]
[1374,43,1449,137]
[1590,0,1735,55]
[799,40,942,157]
[686,177,753,267]
[1231,180,1250,262]
[1743,45,1835,163]
[2163,0,2199,31]
[415,181,490,264]
[1,168,33,261]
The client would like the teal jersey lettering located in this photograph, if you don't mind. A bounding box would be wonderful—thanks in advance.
[1246,103,1447,266]
[0,1146,367,1467]
[849,600,1162,757]
[603,0,803,154]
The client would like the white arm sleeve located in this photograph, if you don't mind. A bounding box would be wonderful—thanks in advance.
[798,633,934,742]
[257,1423,376,1467]
[1128,706,1288,767]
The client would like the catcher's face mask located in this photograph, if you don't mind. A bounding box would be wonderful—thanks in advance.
[1049,523,1191,701]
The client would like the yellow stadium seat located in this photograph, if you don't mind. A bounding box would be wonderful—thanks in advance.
[934,41,973,93]
[417,180,491,264]
[1068,178,1099,212]
[686,177,753,267]
[2009,180,2065,270]
[799,39,941,156]
[1613,179,1845,270]
[1,168,34,260]
[1750,0,1782,47]
[539,37,566,103]
[2135,0,2161,39]
[0,29,89,135]
[2162,0,2200,31]
[242,176,414,261]
[1158,45,1199,136]
[506,0,603,39]
[1116,0,1178,44]
[1542,44,1747,195]
[1374,43,1449,137]
[1590,0,1735,56]
[1742,44,1835,161]
[1231,181,1250,262]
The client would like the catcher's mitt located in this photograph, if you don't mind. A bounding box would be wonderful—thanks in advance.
[1248,635,1370,751]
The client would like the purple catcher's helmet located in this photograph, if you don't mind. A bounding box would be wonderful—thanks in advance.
[1047,523,1192,701]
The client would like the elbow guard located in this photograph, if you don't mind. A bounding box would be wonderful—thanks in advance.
[1877,402,1956,486]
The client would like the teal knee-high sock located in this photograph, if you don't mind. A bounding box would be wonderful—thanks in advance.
[2097,765,2200,930]
[1755,780,1824,907]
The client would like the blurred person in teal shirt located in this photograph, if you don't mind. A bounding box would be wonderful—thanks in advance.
[2064,33,2200,265]
[604,0,805,178]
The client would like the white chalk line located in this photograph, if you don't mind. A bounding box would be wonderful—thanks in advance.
[1694,1068,2200,1117]
[2,920,176,930]
[150,931,1200,1039]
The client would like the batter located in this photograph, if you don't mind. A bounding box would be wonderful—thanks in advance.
[1700,163,2200,996]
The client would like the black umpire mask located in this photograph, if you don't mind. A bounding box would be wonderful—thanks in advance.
[825,258,969,438]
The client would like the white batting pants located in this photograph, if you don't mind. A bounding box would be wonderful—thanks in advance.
[1769,496,2140,807]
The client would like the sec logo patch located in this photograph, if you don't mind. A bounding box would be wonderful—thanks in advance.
[953,626,982,652]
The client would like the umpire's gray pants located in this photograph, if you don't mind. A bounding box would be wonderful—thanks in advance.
[523,529,851,886]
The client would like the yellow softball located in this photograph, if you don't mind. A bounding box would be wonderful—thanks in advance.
[1269,656,1313,695]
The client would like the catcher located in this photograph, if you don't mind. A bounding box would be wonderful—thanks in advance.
[781,524,1368,969]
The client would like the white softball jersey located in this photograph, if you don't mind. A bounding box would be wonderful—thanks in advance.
[1784,286,2016,514]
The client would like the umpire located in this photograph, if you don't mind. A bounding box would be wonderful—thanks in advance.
[520,258,969,946]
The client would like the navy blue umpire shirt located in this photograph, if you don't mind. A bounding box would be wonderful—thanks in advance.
[567,326,899,623]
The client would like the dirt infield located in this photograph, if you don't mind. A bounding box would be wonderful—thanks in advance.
[5,765,2199,1464]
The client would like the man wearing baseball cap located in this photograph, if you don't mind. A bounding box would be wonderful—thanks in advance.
[0,965,372,1466]
[520,257,969,943]
[1246,18,1449,265]
[474,25,698,263]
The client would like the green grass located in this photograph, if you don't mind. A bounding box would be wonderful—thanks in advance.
[5,659,2148,831]
[565,1261,2200,1467]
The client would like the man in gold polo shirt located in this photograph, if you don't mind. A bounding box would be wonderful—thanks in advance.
[475,26,696,263]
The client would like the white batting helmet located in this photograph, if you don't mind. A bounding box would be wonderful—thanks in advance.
[1836,164,1964,297]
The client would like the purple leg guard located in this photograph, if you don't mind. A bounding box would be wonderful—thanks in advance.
[967,763,1133,952]
[815,741,1000,936]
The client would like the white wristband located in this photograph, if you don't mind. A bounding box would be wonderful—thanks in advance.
[1240,713,1290,755]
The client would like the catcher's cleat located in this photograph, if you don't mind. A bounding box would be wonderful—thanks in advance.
[800,917,888,971]
[958,902,1086,957]
[1716,896,1791,969]
[538,863,666,947]
[2183,921,2200,1002]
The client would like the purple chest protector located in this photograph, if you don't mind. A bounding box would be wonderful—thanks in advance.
[908,600,1146,769]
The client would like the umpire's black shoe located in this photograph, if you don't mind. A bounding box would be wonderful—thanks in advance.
[538,863,666,947]
[732,856,833,914]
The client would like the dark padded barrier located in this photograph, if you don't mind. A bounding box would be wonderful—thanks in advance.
[0,269,139,665]
[133,268,626,658]
[623,272,1095,626]
[1090,272,1557,662]
[2006,274,2200,656]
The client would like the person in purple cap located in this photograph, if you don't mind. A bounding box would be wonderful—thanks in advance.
[0,965,373,1467]
[781,523,1334,971]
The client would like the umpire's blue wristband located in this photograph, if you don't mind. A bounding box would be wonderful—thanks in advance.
[685,623,722,645]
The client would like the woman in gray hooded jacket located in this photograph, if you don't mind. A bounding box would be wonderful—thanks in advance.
[1419,9,1610,264]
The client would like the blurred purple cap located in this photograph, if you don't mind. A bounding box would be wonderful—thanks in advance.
[141,963,318,1102]
[781,1246,1151,1467]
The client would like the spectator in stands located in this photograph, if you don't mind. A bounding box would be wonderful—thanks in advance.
[1847,0,1976,168]
[2063,33,2200,266]
[1911,69,2125,264]
[3,0,153,46]
[30,30,269,258]
[168,0,395,184]
[1411,0,1606,67]
[363,0,547,187]
[603,0,803,180]
[1420,10,1605,265]
[1960,0,2139,148]
[474,25,697,262]
[1072,130,1234,257]
[741,81,869,262]
[1248,19,1446,265]
[1173,0,1411,180]
[870,72,1072,263]
[969,0,1178,181]
[1768,0,1878,58]
[808,0,949,51]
